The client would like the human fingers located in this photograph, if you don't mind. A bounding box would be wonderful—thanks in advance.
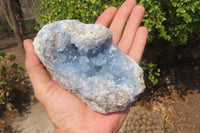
[95,7,117,27]
[109,0,136,45]
[24,39,53,101]
[128,26,148,64]
[118,5,145,54]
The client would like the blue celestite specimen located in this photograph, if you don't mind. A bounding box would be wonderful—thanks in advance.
[33,20,145,114]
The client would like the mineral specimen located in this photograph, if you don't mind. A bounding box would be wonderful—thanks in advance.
[33,20,145,114]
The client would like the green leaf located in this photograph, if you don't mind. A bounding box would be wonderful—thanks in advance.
[0,98,3,104]
[9,54,16,61]
[1,66,7,74]
[0,51,6,58]
[0,80,4,88]
[11,63,18,70]
[19,66,25,72]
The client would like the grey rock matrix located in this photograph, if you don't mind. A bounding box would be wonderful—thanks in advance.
[33,20,145,114]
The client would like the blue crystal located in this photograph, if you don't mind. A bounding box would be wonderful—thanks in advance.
[33,20,145,114]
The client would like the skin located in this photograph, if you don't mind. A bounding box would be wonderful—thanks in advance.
[24,0,148,132]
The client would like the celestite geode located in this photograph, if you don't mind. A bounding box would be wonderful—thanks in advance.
[33,20,145,114]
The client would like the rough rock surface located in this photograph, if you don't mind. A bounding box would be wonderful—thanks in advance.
[33,20,145,114]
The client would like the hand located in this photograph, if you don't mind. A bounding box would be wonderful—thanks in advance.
[24,0,148,133]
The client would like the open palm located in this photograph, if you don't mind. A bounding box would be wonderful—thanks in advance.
[24,0,148,132]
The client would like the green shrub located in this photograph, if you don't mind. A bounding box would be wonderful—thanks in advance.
[35,0,124,29]
[36,0,200,45]
[137,0,200,45]
[140,61,160,85]
[0,51,25,113]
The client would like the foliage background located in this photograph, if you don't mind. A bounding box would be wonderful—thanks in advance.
[36,0,200,46]
[137,0,200,45]
[35,0,124,27]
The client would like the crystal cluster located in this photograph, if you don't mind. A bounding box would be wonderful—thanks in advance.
[33,20,145,114]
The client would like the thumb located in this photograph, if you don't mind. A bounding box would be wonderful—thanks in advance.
[24,39,53,102]
[24,39,86,114]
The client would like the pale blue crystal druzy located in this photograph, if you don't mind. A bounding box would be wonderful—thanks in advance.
[33,20,145,113]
